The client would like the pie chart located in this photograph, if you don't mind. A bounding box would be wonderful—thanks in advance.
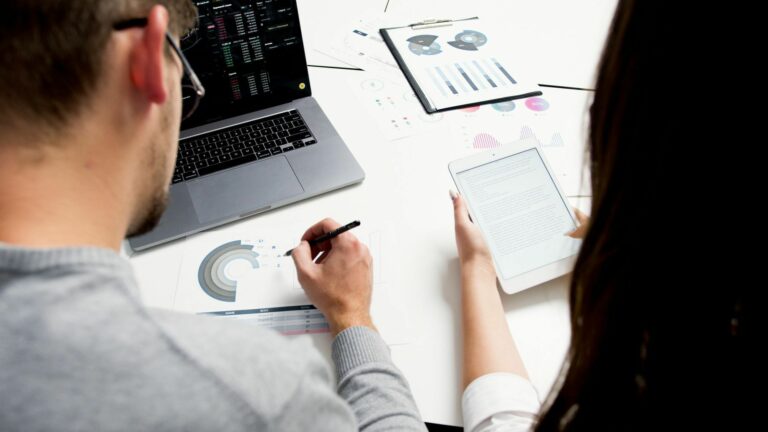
[197,240,261,302]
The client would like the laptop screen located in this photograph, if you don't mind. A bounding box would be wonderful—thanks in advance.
[180,0,311,130]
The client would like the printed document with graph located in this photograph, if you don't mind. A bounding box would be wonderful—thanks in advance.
[380,17,541,113]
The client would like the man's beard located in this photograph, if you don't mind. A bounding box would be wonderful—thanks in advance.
[126,104,175,238]
[126,185,168,238]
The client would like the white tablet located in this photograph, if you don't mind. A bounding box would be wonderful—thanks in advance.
[449,138,582,294]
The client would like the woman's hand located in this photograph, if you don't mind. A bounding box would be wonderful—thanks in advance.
[450,191,530,386]
[567,208,590,239]
[450,190,494,276]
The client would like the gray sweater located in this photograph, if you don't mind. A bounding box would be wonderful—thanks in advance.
[0,244,427,431]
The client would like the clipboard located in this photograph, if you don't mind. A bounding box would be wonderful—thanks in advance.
[380,17,542,113]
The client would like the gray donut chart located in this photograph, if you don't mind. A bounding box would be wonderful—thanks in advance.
[197,240,260,302]
[407,35,442,56]
[449,30,488,51]
[406,30,488,55]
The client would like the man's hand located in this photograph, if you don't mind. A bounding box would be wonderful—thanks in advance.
[291,218,375,336]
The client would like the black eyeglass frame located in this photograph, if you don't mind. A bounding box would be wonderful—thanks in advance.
[113,17,205,120]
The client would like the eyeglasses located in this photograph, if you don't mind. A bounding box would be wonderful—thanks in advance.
[113,18,205,121]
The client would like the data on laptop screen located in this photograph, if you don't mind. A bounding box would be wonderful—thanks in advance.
[181,0,311,129]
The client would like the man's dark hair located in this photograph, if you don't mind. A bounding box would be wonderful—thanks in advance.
[0,0,197,132]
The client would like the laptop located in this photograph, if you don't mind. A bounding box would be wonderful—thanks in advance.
[128,0,364,252]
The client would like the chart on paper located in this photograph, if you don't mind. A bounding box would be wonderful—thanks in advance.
[174,226,414,344]
[204,305,329,335]
[173,234,328,336]
[450,88,592,196]
[426,57,519,98]
[316,15,401,76]
[353,75,445,141]
[455,95,566,150]
[384,20,540,111]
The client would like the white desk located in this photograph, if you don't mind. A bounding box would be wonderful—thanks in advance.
[129,0,613,425]
[299,0,618,89]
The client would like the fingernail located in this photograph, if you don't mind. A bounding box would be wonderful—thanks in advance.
[449,189,458,200]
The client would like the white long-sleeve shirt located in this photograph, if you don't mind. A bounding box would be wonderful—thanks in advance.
[462,373,541,432]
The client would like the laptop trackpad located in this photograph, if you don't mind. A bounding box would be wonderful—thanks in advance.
[187,156,304,224]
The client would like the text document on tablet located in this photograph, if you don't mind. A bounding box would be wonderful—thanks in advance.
[454,148,580,280]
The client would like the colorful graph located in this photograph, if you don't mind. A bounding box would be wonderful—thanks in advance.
[520,126,565,147]
[473,133,501,149]
[492,100,517,112]
[525,97,550,112]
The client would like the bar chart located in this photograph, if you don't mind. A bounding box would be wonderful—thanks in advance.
[427,57,518,97]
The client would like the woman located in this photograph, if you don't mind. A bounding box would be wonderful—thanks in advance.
[452,1,748,430]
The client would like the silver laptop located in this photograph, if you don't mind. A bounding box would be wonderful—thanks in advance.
[128,0,364,252]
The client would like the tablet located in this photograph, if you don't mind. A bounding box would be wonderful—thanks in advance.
[449,138,582,294]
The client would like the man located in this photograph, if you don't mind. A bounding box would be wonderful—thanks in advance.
[0,1,425,430]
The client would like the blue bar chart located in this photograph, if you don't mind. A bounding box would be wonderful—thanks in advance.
[427,57,518,97]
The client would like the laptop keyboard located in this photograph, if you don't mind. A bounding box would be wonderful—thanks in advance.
[172,110,316,184]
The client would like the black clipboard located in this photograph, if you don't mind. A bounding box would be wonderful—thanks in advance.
[380,17,542,114]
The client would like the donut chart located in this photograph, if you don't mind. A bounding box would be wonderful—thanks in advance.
[197,240,260,302]
[492,100,517,112]
[448,30,488,51]
[525,97,550,112]
[407,35,442,56]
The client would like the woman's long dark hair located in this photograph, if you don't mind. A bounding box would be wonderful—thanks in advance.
[534,1,749,430]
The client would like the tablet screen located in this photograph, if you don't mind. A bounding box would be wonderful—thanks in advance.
[455,148,581,280]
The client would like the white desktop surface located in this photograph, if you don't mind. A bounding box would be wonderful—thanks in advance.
[129,0,612,425]
[299,0,618,89]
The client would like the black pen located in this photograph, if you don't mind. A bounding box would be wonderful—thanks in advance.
[284,220,361,256]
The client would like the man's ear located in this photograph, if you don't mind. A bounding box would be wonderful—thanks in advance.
[129,5,170,105]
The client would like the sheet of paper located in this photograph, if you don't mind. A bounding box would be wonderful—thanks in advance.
[448,87,592,196]
[316,15,403,77]
[174,225,413,345]
[383,19,540,111]
[350,74,446,140]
